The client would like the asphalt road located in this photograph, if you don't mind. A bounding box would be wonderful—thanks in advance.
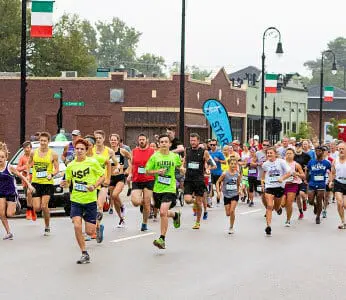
[1,192,346,300]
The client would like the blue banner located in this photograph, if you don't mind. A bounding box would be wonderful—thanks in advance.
[202,99,233,147]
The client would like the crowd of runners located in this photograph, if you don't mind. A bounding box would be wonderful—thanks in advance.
[0,129,345,264]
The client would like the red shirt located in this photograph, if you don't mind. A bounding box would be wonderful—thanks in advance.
[132,147,155,182]
[17,155,30,187]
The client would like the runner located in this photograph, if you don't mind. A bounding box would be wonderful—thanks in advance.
[329,142,346,229]
[109,133,131,227]
[28,132,59,236]
[281,148,305,226]
[0,143,35,240]
[183,133,211,229]
[261,147,291,236]
[61,129,81,164]
[120,138,133,197]
[306,146,331,224]
[216,157,241,234]
[128,133,155,231]
[246,147,258,207]
[62,138,105,264]
[16,141,36,221]
[256,140,270,210]
[323,146,333,218]
[145,134,183,249]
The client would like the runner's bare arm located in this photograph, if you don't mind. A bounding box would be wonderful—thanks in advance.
[104,160,111,185]
[27,150,34,171]
[9,166,34,191]
[295,163,305,180]
[61,144,69,162]
[216,173,225,195]
[329,161,336,186]
[121,148,132,174]
[52,152,59,176]
[108,149,119,168]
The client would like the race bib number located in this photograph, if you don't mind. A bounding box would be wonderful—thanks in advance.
[226,184,237,191]
[138,166,146,174]
[36,171,47,178]
[75,183,88,192]
[337,177,346,184]
[287,176,294,182]
[188,162,200,169]
[314,175,324,182]
[116,155,121,163]
[269,175,279,183]
[257,186,263,192]
[248,169,257,174]
[158,176,171,185]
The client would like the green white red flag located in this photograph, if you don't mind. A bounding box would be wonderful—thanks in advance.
[30,1,54,38]
[265,73,277,93]
[324,86,334,102]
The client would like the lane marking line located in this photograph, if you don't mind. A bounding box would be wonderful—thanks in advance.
[110,232,155,243]
[240,209,263,215]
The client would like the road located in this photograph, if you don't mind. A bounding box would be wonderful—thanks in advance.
[1,192,346,300]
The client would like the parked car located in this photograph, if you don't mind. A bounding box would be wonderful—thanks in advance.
[9,141,71,215]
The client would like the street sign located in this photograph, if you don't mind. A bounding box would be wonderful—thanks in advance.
[53,92,61,99]
[63,101,85,107]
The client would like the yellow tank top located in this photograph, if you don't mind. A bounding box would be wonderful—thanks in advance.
[32,149,54,184]
[92,146,109,169]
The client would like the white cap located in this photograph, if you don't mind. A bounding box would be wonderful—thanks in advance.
[254,135,259,140]
[72,129,81,136]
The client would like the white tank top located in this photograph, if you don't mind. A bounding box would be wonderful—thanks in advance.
[335,158,346,184]
[286,161,302,184]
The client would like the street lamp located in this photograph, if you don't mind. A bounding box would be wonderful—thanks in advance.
[260,27,283,143]
[179,0,186,144]
[319,50,337,144]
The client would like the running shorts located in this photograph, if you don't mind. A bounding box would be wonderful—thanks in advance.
[132,181,155,191]
[153,192,176,209]
[32,183,53,197]
[265,187,284,198]
[110,174,125,186]
[248,176,257,193]
[184,180,206,197]
[224,195,239,205]
[70,201,97,224]
[334,180,346,195]
[0,194,17,202]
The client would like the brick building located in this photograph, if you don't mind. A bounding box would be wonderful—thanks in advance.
[0,68,246,155]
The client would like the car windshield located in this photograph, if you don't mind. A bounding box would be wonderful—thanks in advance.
[10,146,65,165]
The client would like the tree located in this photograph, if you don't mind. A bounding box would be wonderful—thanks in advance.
[0,0,21,72]
[289,121,315,141]
[304,37,346,89]
[133,53,166,77]
[327,118,346,138]
[189,65,212,81]
[96,17,141,68]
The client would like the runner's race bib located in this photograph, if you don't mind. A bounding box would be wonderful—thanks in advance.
[226,184,237,191]
[188,162,200,169]
[75,183,88,192]
[138,166,146,174]
[257,186,263,192]
[248,169,257,174]
[36,170,48,178]
[269,174,280,183]
[158,175,171,185]
[116,155,121,163]
[314,175,324,182]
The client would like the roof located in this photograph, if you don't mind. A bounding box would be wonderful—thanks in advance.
[308,85,346,111]
[228,66,261,81]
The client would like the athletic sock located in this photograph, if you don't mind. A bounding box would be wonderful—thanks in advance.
[160,235,165,241]
[299,209,303,214]
[82,251,88,255]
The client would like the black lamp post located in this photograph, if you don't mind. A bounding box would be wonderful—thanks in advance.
[319,50,337,144]
[179,0,186,144]
[260,27,283,143]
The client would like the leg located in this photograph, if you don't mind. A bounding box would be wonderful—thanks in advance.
[131,189,143,207]
[315,190,324,218]
[6,201,16,217]
[108,186,115,210]
[159,202,173,237]
[112,182,125,218]
[97,187,108,212]
[335,192,345,224]
[195,196,203,223]
[26,189,33,208]
[285,192,295,222]
[265,194,274,226]
[41,195,51,228]
[0,199,10,234]
[229,200,237,228]
[142,189,153,225]
[32,196,42,212]
[72,216,85,252]
[85,221,96,238]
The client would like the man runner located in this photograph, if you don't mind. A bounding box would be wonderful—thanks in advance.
[28,132,59,236]
[145,134,183,249]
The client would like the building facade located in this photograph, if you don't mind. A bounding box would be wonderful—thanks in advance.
[0,68,246,155]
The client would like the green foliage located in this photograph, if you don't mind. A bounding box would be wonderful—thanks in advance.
[169,63,212,81]
[289,122,315,141]
[133,53,166,77]
[327,118,346,138]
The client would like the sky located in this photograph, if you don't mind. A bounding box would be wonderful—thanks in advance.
[53,0,345,77]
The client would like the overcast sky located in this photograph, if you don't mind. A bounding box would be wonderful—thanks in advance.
[54,0,345,77]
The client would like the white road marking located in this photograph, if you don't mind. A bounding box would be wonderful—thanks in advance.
[110,232,155,243]
[240,209,263,215]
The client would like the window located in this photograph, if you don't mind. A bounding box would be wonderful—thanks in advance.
[292,122,297,133]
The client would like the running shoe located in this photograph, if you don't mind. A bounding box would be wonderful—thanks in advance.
[44,228,50,236]
[203,211,208,220]
[313,204,317,215]
[76,253,90,264]
[322,210,327,218]
[338,223,346,229]
[3,233,13,240]
[285,221,291,227]
[192,222,200,230]
[249,202,254,207]
[117,218,125,228]
[246,199,250,204]
[84,235,92,242]
[298,212,304,220]
[153,238,165,249]
[303,200,307,211]
[276,207,282,215]
[127,188,132,197]
[109,208,113,215]
[120,205,126,217]
[265,226,271,236]
[141,223,148,232]
[96,224,104,243]
[228,227,234,234]
[173,212,181,229]
[26,209,32,220]
[316,216,321,224]
[31,210,37,221]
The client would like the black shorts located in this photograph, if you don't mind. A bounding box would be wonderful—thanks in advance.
[211,174,221,185]
[0,194,17,202]
[184,180,206,197]
[70,201,97,224]
[298,182,307,194]
[110,174,125,186]
[265,187,284,198]
[132,181,155,191]
[334,180,346,195]
[153,192,176,209]
[32,183,53,197]
[224,195,239,205]
[248,176,257,193]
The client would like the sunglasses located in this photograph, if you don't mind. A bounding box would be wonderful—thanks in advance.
[210,144,217,146]
[263,144,269,146]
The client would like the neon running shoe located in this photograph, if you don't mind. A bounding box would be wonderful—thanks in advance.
[173,212,181,229]
[192,222,200,230]
[153,238,165,249]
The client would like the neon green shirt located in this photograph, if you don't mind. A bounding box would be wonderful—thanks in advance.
[65,157,104,204]
[145,151,181,194]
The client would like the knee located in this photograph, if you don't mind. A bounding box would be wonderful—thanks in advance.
[267,204,274,210]
[184,196,193,205]
[308,198,314,206]
[131,199,140,207]
[159,210,167,218]
[73,222,82,232]
[0,212,6,219]
[7,210,15,217]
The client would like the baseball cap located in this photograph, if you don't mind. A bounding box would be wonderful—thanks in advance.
[315,145,324,151]
[72,129,81,136]
[296,142,302,147]
[254,135,259,140]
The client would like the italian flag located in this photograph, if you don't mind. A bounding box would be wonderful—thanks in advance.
[324,86,334,102]
[30,1,54,38]
[265,73,277,93]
